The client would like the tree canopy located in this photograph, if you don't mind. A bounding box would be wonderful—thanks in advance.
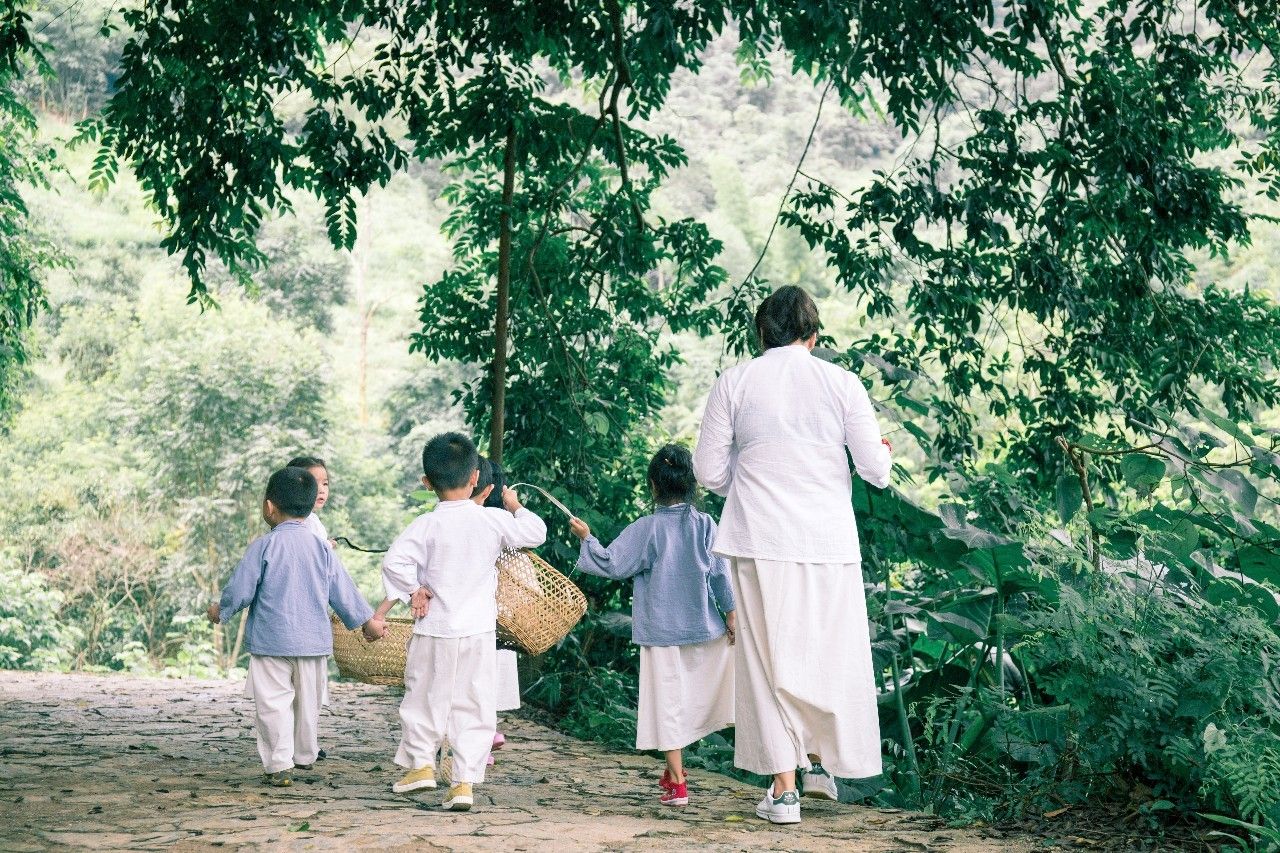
[0,3,62,416]
[81,0,1280,489]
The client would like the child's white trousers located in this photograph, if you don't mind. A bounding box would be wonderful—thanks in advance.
[730,557,883,780]
[395,631,496,784]
[244,654,328,773]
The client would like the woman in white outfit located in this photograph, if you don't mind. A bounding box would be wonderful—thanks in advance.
[693,285,892,825]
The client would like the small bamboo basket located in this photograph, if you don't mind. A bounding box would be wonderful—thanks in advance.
[495,549,588,656]
[331,549,587,685]
[330,615,415,686]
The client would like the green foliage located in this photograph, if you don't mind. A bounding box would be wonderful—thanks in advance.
[0,556,78,670]
[854,359,1280,838]
[779,0,1280,486]
[1030,575,1280,823]
[17,0,121,119]
[0,1,64,417]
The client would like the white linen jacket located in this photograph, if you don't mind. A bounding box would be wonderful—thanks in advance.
[692,343,891,563]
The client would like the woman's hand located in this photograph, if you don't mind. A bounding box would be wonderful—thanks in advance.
[206,603,221,625]
[410,586,433,619]
[569,517,591,541]
[725,611,737,645]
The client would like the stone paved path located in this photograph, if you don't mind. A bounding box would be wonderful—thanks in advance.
[0,672,1037,851]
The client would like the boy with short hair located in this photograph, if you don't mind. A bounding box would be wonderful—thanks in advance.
[208,466,384,787]
[377,432,546,810]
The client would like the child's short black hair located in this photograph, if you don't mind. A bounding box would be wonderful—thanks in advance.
[473,456,507,509]
[648,443,696,505]
[755,285,820,350]
[266,466,319,518]
[422,432,479,491]
[287,455,327,471]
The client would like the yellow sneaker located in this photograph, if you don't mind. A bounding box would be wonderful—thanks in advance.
[443,782,473,811]
[391,766,437,793]
[262,770,292,787]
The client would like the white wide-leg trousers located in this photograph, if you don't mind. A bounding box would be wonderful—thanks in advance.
[731,558,882,779]
[244,654,328,773]
[395,631,497,784]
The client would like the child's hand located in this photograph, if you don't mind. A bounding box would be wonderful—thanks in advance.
[410,586,433,619]
[725,610,737,646]
[501,486,523,514]
[362,616,386,642]
[569,517,591,540]
[327,538,338,549]
[206,603,221,625]
[881,437,892,453]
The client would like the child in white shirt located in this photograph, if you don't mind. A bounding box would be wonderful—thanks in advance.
[288,455,334,547]
[375,432,546,811]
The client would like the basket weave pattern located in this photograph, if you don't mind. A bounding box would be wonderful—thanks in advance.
[330,549,586,685]
[495,549,587,656]
[330,615,415,686]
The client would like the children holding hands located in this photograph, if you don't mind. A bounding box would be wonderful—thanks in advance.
[569,443,736,807]
[213,437,727,817]
[377,432,547,810]
[208,465,384,788]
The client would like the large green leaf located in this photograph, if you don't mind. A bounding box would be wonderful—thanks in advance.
[1235,546,1280,589]
[1055,473,1083,521]
[1201,468,1259,515]
[1121,454,1167,497]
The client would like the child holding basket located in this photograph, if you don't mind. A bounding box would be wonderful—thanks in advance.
[569,443,736,807]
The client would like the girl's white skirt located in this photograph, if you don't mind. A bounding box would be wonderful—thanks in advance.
[636,636,734,751]
[496,649,521,712]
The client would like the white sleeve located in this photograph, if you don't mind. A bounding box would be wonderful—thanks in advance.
[693,374,736,497]
[844,373,891,489]
[381,524,425,603]
[494,508,547,550]
[306,513,329,541]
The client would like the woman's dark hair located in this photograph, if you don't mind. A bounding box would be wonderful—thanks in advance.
[755,285,820,350]
[473,456,507,509]
[648,443,696,505]
[266,467,319,518]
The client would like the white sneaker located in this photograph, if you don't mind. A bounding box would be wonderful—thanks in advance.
[802,764,839,801]
[755,786,801,824]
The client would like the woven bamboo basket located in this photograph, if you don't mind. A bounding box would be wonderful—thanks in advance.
[330,614,416,686]
[495,549,587,656]
[330,550,586,685]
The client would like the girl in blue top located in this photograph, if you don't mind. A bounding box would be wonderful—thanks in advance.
[570,443,736,807]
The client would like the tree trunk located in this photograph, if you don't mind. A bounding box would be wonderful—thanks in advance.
[489,124,517,465]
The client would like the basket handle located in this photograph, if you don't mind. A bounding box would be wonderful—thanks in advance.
[509,482,576,520]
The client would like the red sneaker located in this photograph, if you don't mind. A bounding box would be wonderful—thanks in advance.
[659,769,688,791]
[660,781,688,807]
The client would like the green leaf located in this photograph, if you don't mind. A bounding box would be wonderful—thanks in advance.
[1055,474,1082,521]
[1235,546,1280,588]
[1202,469,1259,515]
[925,610,987,645]
[1121,454,1167,496]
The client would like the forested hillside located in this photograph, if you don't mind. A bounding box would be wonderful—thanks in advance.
[4,0,1280,843]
